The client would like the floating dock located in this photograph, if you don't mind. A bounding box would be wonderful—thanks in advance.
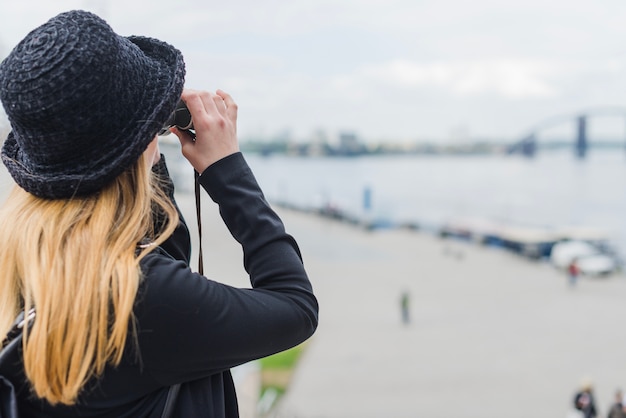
[440,216,613,259]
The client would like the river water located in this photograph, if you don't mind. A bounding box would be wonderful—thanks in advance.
[1,144,624,259]
[242,149,626,258]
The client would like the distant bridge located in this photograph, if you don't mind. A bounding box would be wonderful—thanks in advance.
[508,107,626,158]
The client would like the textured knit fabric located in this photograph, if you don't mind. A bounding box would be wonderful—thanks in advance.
[6,153,318,417]
[0,10,185,199]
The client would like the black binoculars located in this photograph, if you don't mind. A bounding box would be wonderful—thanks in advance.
[159,100,193,135]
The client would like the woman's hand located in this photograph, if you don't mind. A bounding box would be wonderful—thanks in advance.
[171,89,239,173]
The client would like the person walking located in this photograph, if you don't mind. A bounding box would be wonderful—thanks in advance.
[573,381,598,418]
[607,390,626,418]
[0,10,318,417]
[400,290,411,325]
[568,258,581,287]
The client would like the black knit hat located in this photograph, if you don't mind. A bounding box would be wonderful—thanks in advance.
[0,10,185,199]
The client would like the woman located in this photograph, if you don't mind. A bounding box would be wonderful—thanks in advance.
[0,10,317,417]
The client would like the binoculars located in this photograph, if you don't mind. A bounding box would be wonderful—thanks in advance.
[159,100,193,135]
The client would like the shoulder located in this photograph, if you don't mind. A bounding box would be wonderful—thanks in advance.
[138,251,200,302]
[139,250,198,288]
[136,250,233,312]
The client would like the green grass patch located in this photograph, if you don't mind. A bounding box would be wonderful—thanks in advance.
[260,344,305,370]
[257,343,308,415]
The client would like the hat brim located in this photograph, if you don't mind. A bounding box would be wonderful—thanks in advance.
[2,35,185,199]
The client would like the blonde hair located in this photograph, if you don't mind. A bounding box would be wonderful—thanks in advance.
[0,153,179,405]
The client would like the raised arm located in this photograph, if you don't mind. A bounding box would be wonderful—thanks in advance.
[135,90,318,384]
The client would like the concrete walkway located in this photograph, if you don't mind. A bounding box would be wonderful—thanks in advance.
[267,211,626,418]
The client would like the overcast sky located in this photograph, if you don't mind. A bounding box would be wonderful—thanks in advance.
[2,0,626,143]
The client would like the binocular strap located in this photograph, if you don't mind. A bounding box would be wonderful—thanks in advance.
[194,170,204,276]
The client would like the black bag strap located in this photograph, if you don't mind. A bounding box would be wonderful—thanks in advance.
[0,335,23,418]
[1,309,35,350]
[0,309,35,418]
[0,374,19,418]
[161,383,181,418]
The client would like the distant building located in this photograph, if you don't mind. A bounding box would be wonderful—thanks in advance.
[337,131,366,156]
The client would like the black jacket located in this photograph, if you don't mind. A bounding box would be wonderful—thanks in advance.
[11,152,318,417]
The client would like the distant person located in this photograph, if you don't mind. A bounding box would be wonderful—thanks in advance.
[400,290,411,325]
[607,389,626,418]
[568,258,581,287]
[574,381,598,418]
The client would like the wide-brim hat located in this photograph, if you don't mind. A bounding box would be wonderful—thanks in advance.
[0,10,185,199]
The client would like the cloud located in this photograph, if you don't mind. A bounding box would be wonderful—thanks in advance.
[2,0,626,141]
[343,59,560,99]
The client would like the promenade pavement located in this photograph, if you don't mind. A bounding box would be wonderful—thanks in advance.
[268,211,626,418]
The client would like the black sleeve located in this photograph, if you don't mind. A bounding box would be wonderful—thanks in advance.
[135,153,318,384]
[150,155,191,264]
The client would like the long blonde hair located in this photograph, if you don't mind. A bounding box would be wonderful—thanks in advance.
[0,153,179,405]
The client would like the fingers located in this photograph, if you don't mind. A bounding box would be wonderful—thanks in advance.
[174,88,239,173]
[216,89,233,105]
[181,89,237,135]
[216,89,238,122]
[182,90,209,119]
[212,94,226,114]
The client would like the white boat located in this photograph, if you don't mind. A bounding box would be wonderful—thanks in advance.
[550,240,617,276]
